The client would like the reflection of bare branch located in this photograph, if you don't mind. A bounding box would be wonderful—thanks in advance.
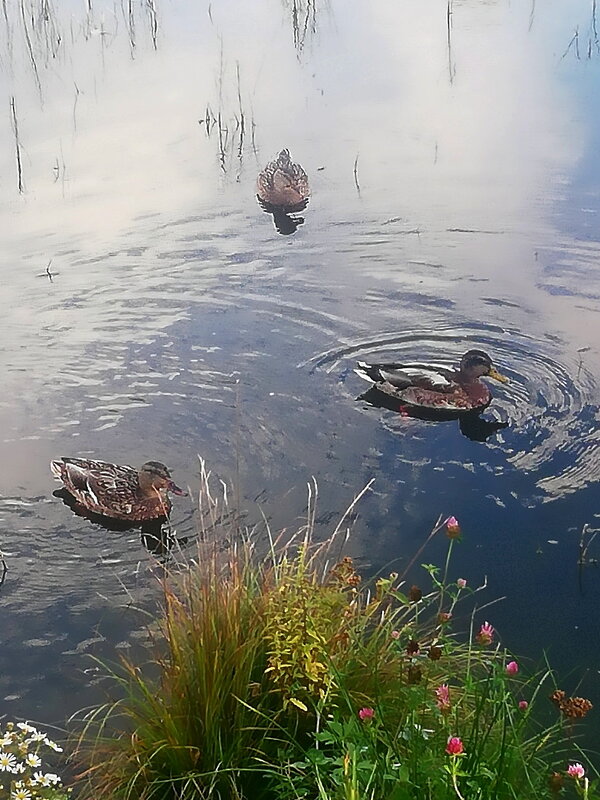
[561,27,580,60]
[353,153,360,197]
[286,0,318,53]
[10,96,24,194]
[588,0,600,58]
[146,0,157,49]
[73,82,80,132]
[19,0,43,98]
[201,45,251,177]
[446,0,455,85]
[2,0,13,62]
[124,0,135,53]
[528,0,535,32]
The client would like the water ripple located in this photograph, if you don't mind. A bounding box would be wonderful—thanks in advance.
[303,322,600,501]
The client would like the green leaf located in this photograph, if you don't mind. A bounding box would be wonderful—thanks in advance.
[385,785,413,800]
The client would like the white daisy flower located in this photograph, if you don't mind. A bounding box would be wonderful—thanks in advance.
[16,724,36,735]
[0,752,17,771]
[12,762,25,774]
[11,787,32,800]
[0,733,14,746]
[10,788,31,800]
[43,738,63,753]
[25,754,41,768]
[26,733,46,743]
[44,772,61,785]
[32,772,51,786]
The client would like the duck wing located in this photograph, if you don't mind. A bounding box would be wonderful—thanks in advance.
[355,361,457,392]
[51,458,138,511]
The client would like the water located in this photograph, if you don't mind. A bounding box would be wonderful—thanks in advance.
[0,0,599,736]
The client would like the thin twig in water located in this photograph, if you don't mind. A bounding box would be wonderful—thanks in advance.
[446,0,455,84]
[2,0,12,62]
[0,556,6,589]
[10,97,24,194]
[126,0,135,53]
[528,0,535,32]
[46,259,54,282]
[19,0,43,98]
[579,523,599,566]
[353,153,360,196]
[576,346,590,379]
[235,61,245,174]
[73,82,80,132]
[561,28,580,60]
[146,0,157,49]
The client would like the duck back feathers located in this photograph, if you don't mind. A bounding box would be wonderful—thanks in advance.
[257,149,310,211]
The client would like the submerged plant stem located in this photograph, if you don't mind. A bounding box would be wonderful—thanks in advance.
[9,96,24,194]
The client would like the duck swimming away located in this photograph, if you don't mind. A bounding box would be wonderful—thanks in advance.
[256,149,310,212]
[50,458,187,521]
[355,349,509,417]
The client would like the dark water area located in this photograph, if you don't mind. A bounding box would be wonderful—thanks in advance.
[0,0,599,752]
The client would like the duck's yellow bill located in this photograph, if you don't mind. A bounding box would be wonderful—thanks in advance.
[488,367,509,383]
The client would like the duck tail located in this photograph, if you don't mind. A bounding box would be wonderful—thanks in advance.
[50,459,65,479]
[354,361,383,384]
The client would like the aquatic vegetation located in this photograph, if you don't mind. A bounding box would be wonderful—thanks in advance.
[71,476,600,800]
[0,722,68,800]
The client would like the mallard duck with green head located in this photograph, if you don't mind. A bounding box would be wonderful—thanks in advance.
[355,349,509,417]
[50,458,187,521]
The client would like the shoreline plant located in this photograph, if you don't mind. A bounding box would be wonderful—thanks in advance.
[72,473,599,800]
[0,721,69,800]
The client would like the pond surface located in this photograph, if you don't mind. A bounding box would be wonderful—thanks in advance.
[0,0,599,737]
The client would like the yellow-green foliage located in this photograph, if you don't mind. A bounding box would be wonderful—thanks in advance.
[263,551,360,707]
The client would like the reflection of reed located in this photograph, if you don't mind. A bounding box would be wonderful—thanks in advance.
[285,0,317,53]
[446,0,455,85]
[9,96,24,194]
[199,49,254,178]
[19,0,42,97]
[562,1,600,62]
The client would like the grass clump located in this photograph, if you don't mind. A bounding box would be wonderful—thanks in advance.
[74,478,599,800]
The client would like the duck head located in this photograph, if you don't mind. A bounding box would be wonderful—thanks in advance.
[139,461,187,496]
[459,350,509,383]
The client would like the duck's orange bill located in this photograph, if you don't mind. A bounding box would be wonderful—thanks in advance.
[488,367,509,383]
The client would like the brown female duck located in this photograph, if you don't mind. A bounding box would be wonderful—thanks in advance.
[50,458,187,521]
[256,149,310,212]
[355,349,509,416]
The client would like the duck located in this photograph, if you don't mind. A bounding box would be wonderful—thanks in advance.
[256,149,310,212]
[50,458,187,521]
[355,349,509,417]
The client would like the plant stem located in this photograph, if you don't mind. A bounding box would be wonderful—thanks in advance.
[437,538,454,615]
[451,760,466,800]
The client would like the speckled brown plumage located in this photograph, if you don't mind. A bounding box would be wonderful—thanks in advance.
[50,457,186,521]
[355,350,509,415]
[256,149,310,211]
